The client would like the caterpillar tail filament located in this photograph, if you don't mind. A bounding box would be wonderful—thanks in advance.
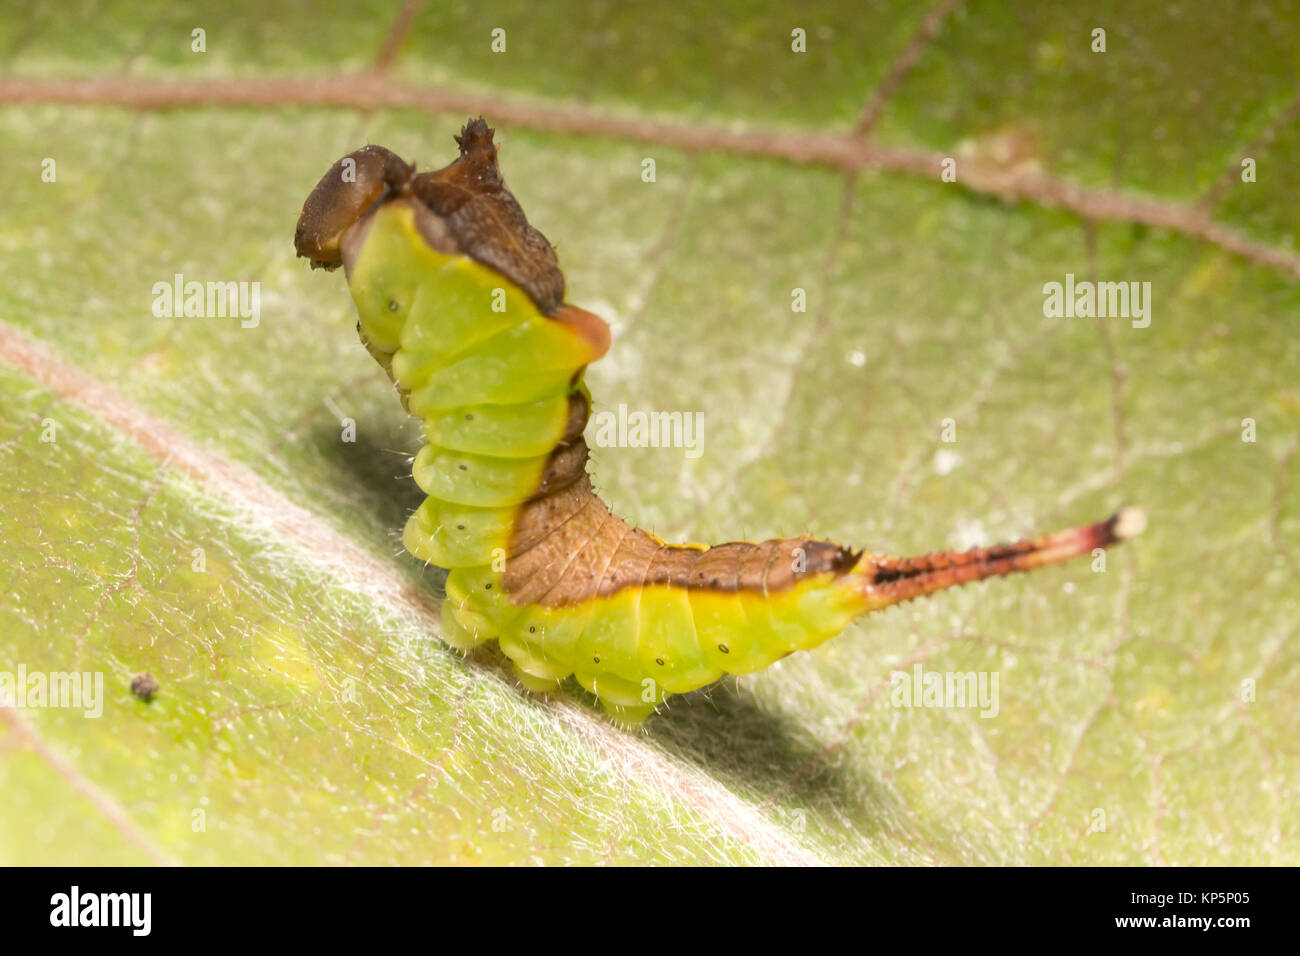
[850,507,1146,612]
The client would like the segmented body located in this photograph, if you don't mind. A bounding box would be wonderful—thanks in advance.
[297,118,1142,728]
[348,200,863,724]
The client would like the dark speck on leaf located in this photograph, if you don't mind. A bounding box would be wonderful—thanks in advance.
[131,673,159,702]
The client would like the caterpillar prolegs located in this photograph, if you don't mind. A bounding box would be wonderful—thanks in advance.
[295,118,1145,727]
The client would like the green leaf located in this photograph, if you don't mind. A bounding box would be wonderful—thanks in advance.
[1,0,1295,865]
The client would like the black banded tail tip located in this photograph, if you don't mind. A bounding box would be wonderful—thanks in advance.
[1108,506,1147,541]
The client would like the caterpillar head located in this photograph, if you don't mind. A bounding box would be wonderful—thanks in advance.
[294,145,414,270]
[296,118,566,315]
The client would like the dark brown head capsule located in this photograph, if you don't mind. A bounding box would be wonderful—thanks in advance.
[297,119,566,314]
[294,145,413,269]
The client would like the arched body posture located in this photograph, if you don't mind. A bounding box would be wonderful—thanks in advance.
[296,118,1144,726]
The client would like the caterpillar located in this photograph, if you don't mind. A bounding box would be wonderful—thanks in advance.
[294,118,1145,727]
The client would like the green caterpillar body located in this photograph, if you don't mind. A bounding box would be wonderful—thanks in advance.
[296,119,1143,727]
[345,199,861,724]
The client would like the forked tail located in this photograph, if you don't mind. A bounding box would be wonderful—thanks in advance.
[852,507,1146,612]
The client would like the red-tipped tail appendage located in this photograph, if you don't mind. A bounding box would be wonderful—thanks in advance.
[852,507,1145,612]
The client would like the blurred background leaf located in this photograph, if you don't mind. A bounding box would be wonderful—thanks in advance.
[0,0,1296,865]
